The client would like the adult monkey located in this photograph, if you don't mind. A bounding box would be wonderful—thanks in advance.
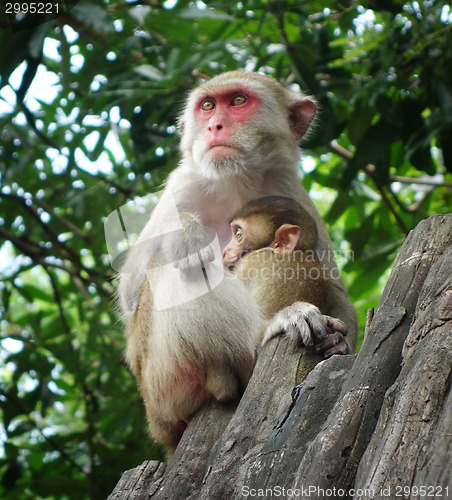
[118,71,357,456]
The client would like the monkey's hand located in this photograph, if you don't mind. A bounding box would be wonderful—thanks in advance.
[262,302,348,358]
[160,214,217,276]
[262,302,326,348]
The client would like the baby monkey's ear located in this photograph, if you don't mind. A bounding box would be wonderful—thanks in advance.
[272,224,301,253]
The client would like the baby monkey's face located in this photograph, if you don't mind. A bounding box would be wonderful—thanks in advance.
[222,214,301,271]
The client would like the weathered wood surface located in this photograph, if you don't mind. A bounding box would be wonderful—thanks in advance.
[108,460,166,500]
[354,244,452,497]
[109,214,452,500]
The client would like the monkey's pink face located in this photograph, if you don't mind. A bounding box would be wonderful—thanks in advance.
[194,87,261,162]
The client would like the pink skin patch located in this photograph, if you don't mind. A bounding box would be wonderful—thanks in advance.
[195,87,261,159]
[172,364,210,401]
[165,363,211,434]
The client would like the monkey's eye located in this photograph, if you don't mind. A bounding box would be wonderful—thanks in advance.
[231,94,247,106]
[201,99,215,111]
[234,227,243,241]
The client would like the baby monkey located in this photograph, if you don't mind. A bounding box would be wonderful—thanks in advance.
[223,196,349,357]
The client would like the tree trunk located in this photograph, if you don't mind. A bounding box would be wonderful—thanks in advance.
[109,214,452,499]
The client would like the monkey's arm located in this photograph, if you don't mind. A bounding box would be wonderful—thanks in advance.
[118,170,216,315]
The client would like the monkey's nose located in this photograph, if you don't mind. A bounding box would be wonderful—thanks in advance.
[208,123,223,132]
[222,256,235,271]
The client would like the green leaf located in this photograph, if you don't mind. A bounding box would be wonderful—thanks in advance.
[72,3,115,32]
[178,8,233,21]
[342,120,394,187]
[1,460,22,489]
[16,285,53,303]
[134,65,165,82]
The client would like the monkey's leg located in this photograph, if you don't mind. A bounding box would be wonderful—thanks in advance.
[144,404,186,460]
[205,365,241,402]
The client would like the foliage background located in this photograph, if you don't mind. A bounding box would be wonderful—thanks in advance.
[0,0,451,498]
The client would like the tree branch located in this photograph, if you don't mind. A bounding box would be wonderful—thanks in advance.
[328,141,410,234]
[391,175,452,189]
[2,192,84,264]
[33,198,89,240]
[44,267,100,500]
[0,225,112,299]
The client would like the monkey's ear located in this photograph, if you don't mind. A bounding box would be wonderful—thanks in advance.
[288,100,316,139]
[273,224,301,253]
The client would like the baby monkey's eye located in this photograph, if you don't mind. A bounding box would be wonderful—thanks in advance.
[231,94,247,106]
[234,227,243,241]
[201,100,215,111]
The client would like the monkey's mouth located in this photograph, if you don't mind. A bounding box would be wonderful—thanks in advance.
[208,143,238,152]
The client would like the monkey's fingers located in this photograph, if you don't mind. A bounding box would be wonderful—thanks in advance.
[315,332,349,358]
[261,319,312,347]
[199,243,216,264]
[323,315,348,336]
[291,302,327,344]
[261,315,291,344]
[173,253,205,278]
[287,320,314,347]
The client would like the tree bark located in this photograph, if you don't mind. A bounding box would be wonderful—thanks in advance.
[109,214,452,499]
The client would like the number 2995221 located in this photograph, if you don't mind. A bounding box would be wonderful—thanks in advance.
[5,2,60,14]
